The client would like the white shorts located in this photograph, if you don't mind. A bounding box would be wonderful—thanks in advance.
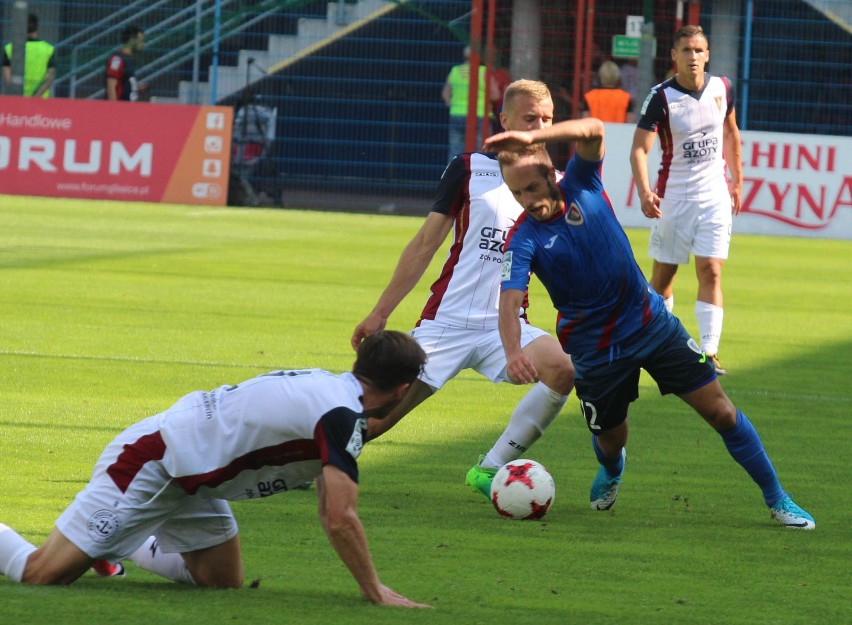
[411,320,551,391]
[55,416,238,561]
[649,196,732,264]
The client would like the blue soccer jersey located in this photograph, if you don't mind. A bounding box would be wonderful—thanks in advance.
[501,154,665,354]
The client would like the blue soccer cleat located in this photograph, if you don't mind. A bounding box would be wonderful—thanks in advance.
[770,495,815,530]
[590,448,626,511]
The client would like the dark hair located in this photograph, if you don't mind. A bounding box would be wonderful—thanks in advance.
[497,144,553,179]
[121,25,143,44]
[27,13,38,35]
[353,331,426,392]
[674,25,708,48]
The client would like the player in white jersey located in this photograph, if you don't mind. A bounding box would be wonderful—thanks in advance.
[630,25,743,375]
[351,80,575,499]
[0,331,431,608]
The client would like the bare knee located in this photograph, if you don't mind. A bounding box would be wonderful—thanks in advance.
[183,556,244,588]
[182,537,244,589]
[540,356,574,395]
[22,569,68,585]
[651,261,678,295]
[189,568,244,589]
[21,549,90,585]
[704,402,738,431]
[692,395,737,431]
[695,257,724,287]
[681,381,737,431]
[528,339,575,395]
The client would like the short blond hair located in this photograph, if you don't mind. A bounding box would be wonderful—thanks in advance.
[598,61,620,88]
[502,79,552,110]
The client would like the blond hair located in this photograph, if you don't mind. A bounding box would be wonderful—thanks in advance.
[597,61,621,88]
[502,79,552,110]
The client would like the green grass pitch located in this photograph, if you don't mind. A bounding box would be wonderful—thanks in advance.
[0,194,849,625]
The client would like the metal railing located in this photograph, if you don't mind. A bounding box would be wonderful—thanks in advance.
[54,0,312,102]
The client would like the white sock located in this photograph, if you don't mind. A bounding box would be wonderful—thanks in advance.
[663,295,674,312]
[0,524,37,583]
[129,536,195,584]
[695,300,724,355]
[482,382,567,469]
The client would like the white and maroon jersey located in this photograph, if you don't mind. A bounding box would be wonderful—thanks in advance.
[418,152,528,330]
[107,370,366,501]
[637,73,735,202]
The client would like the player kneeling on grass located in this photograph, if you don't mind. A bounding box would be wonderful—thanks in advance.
[0,331,431,608]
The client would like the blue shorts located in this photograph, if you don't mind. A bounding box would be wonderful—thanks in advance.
[572,310,716,434]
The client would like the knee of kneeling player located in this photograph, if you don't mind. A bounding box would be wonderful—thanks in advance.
[194,569,244,589]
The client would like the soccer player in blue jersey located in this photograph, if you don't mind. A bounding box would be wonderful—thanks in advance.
[483,119,814,529]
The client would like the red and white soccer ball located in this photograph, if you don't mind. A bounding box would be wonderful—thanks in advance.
[490,459,555,520]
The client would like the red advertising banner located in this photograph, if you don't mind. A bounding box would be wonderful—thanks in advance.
[0,97,232,206]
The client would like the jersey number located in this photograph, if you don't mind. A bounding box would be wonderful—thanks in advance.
[581,400,601,431]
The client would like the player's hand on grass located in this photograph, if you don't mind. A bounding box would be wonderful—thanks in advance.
[365,583,431,608]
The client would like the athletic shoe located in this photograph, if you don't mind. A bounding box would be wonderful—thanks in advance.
[770,496,815,530]
[590,448,626,511]
[91,559,126,577]
[465,455,498,499]
[708,354,728,376]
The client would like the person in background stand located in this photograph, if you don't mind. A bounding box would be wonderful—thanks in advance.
[1,13,55,98]
[581,61,634,123]
[105,25,148,101]
[442,45,499,163]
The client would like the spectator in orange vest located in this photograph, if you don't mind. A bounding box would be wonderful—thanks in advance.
[582,61,634,123]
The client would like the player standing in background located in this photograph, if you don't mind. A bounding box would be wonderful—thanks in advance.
[105,25,146,101]
[0,331,431,607]
[630,25,743,375]
[486,119,813,529]
[351,80,575,499]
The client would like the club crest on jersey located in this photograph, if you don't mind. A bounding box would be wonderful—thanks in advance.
[500,251,513,281]
[715,96,724,110]
[346,418,366,458]
[564,202,584,226]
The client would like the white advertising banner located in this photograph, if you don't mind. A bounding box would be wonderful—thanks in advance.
[601,123,852,240]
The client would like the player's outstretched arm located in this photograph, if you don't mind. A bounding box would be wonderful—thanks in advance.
[317,465,430,608]
[350,212,453,350]
[484,118,604,162]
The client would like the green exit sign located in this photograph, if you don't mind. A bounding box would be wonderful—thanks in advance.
[612,35,641,59]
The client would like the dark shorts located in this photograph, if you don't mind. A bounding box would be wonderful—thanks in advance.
[572,310,716,434]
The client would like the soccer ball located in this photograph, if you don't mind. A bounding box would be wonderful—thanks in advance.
[490,459,555,520]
